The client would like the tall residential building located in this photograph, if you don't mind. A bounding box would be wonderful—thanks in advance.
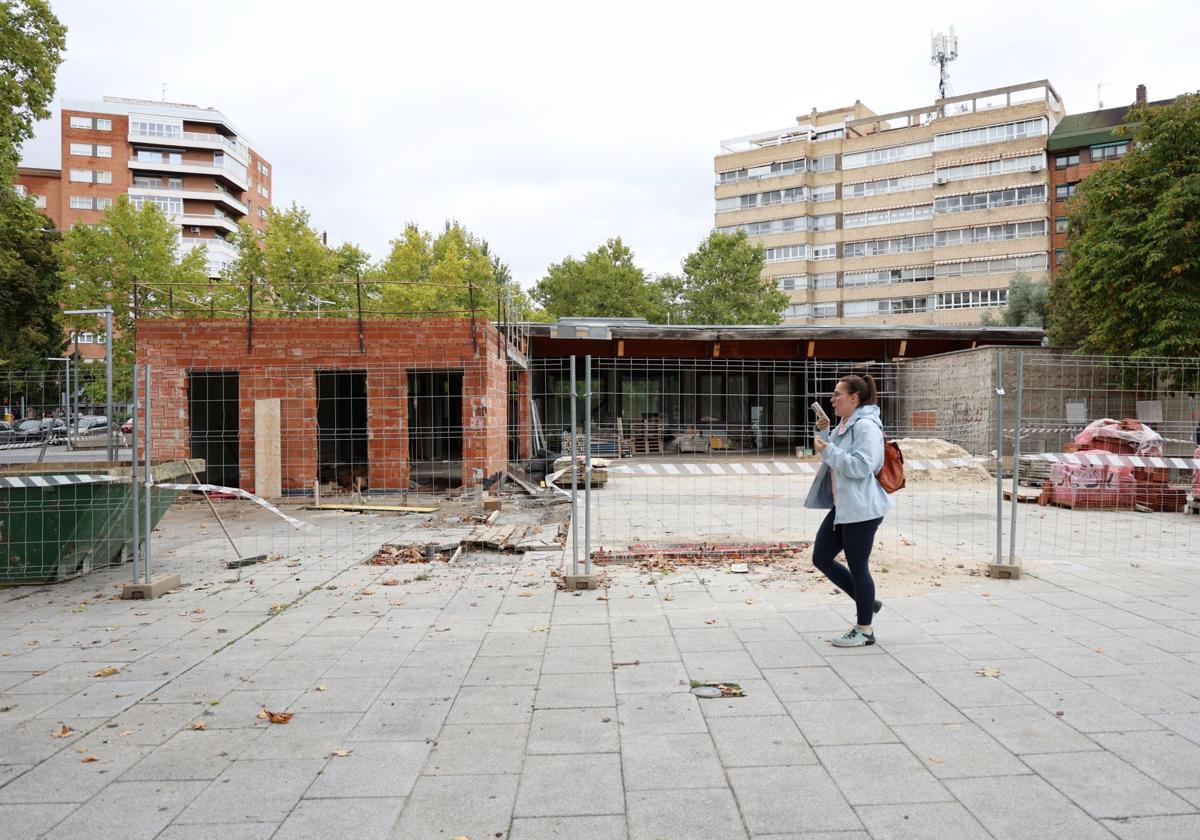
[1047,84,1172,275]
[714,81,1063,325]
[16,96,272,280]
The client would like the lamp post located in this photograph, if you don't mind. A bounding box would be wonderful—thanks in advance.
[63,308,114,460]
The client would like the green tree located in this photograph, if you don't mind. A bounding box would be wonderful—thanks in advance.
[260,204,338,313]
[532,238,664,321]
[1047,94,1200,356]
[58,196,208,381]
[980,272,1047,328]
[0,0,66,183]
[676,230,784,324]
[0,189,64,369]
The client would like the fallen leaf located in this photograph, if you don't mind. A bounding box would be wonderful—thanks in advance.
[92,666,120,678]
[1094,647,1105,654]
[529,624,549,632]
[81,755,100,763]
[929,755,945,764]
[315,685,328,692]
[360,589,376,596]
[744,597,755,605]
[331,749,351,757]
[381,578,400,586]
[268,603,288,615]
[977,667,1001,678]
[704,619,717,625]
[595,594,608,601]
[388,600,405,607]
[118,731,134,737]
[663,594,675,602]
[53,724,73,738]
[187,721,207,731]
[257,709,294,724]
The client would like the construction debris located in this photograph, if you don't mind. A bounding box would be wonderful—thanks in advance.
[894,439,991,482]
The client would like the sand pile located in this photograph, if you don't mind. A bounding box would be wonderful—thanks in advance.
[894,438,991,482]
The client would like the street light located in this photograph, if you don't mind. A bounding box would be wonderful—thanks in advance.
[63,307,114,460]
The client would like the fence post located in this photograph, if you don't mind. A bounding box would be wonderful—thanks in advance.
[1007,351,1024,574]
[584,354,593,577]
[993,350,1005,570]
[570,356,578,577]
[130,363,140,585]
[143,364,152,584]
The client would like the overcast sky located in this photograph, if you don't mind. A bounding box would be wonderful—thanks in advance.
[21,0,1198,288]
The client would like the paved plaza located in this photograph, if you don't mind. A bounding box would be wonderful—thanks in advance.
[2,500,1200,839]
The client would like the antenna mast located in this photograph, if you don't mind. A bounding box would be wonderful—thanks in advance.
[930,26,959,100]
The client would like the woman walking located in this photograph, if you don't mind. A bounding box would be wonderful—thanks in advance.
[805,374,892,647]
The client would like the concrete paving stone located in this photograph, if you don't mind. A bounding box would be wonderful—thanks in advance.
[0,716,108,764]
[1026,645,1138,678]
[121,727,262,781]
[549,605,610,627]
[541,645,612,675]
[946,774,1114,840]
[610,636,682,664]
[708,714,817,767]
[547,624,611,647]
[102,703,209,746]
[1023,688,1161,733]
[535,673,614,709]
[1022,750,1193,819]
[1083,674,1200,715]
[515,753,624,817]
[0,763,32,787]
[0,739,151,804]
[1123,626,1200,653]
[778,608,849,633]
[403,639,483,668]
[463,655,543,685]
[241,711,363,760]
[939,633,1030,661]
[961,704,1102,755]
[387,773,521,840]
[729,618,802,643]
[491,611,552,632]
[609,615,672,638]
[746,834,869,840]
[1092,730,1200,788]
[969,656,1083,693]
[784,699,898,746]
[855,802,992,840]
[242,659,330,690]
[304,740,430,798]
[43,780,207,840]
[613,661,689,695]
[890,722,1030,778]
[447,684,535,724]
[859,684,967,726]
[827,653,922,688]
[617,692,707,735]
[351,696,451,741]
[172,744,315,810]
[626,787,746,840]
[288,677,386,713]
[477,631,548,658]
[194,688,304,730]
[426,722,529,775]
[276,634,360,661]
[760,666,855,703]
[528,707,620,755]
[0,803,76,838]
[1100,814,1200,840]
[672,627,744,652]
[1150,712,1200,746]
[882,643,972,674]
[621,732,727,790]
[377,666,466,699]
[728,765,861,835]
[744,640,824,669]
[320,651,408,680]
[919,669,1031,707]
[814,743,952,805]
[696,677,786,718]
[273,795,405,840]
[509,814,628,840]
[39,680,166,719]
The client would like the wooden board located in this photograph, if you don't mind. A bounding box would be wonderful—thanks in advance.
[305,503,438,513]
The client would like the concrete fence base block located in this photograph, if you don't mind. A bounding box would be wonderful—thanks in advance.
[563,574,600,591]
[988,563,1022,580]
[121,573,183,600]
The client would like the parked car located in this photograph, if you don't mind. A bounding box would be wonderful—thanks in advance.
[13,418,67,444]
[120,417,133,434]
[74,416,109,434]
[0,420,14,445]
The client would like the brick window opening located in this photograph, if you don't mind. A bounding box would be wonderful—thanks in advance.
[408,369,464,490]
[316,369,368,491]
[188,370,240,488]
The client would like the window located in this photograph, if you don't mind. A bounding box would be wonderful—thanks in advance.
[69,115,111,130]
[257,207,268,220]
[764,244,807,263]
[936,153,1045,183]
[14,184,27,197]
[1055,217,1068,234]
[813,272,838,289]
[812,244,837,261]
[1055,152,1080,169]
[844,266,935,287]
[844,300,878,318]
[70,195,111,210]
[130,119,181,138]
[934,220,1048,246]
[809,155,836,173]
[1055,249,1066,265]
[257,184,269,198]
[934,117,1047,151]
[813,128,844,141]
[96,145,111,157]
[934,184,1047,214]
[843,172,933,199]
[936,289,1008,309]
[880,295,931,314]
[168,177,183,189]
[844,235,934,258]
[69,143,91,156]
[935,253,1050,278]
[1055,182,1078,200]
[96,197,112,210]
[136,149,184,165]
[717,157,806,185]
[717,215,814,237]
[813,214,837,232]
[69,169,91,182]
[785,303,810,318]
[1091,142,1128,161]
[130,195,183,214]
[842,140,932,170]
[258,161,269,177]
[33,194,46,208]
[133,175,161,188]
[844,204,934,229]
[97,118,112,131]
[812,303,837,318]
[96,170,112,184]
[776,274,805,291]
[811,184,837,202]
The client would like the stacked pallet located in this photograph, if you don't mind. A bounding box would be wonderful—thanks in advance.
[628,419,664,454]
[551,456,609,487]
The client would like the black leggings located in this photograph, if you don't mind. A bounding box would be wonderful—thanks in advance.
[812,507,882,627]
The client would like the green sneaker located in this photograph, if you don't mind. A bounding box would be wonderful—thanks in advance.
[831,627,876,648]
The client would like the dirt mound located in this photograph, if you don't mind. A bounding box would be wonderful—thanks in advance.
[894,438,991,482]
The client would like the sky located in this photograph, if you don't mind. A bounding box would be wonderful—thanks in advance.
[20,0,1199,289]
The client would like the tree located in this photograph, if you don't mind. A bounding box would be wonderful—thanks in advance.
[533,238,665,321]
[0,189,64,369]
[980,272,1047,328]
[1047,94,1200,356]
[676,230,784,324]
[58,196,208,381]
[0,0,66,183]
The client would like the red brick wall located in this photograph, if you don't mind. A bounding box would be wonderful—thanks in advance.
[135,319,510,493]
[60,110,129,229]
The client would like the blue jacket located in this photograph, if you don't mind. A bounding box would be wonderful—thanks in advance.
[803,404,893,525]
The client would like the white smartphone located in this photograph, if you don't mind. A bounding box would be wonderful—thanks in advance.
[811,402,830,425]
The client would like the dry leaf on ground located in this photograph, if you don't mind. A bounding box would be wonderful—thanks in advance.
[52,724,72,738]
[745,597,755,605]
[92,666,120,678]
[118,731,133,737]
[187,721,207,731]
[663,594,675,602]
[331,749,351,757]
[929,755,945,764]
[977,667,1002,678]
[704,619,717,625]
[387,600,405,607]
[381,578,400,586]
[257,709,294,724]
[81,755,100,763]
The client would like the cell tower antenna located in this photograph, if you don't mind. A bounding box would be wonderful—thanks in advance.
[930,26,959,101]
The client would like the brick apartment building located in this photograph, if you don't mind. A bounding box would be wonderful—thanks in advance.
[714,80,1064,326]
[1047,84,1171,274]
[15,96,273,361]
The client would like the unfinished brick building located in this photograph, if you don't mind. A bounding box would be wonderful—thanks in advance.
[137,319,525,495]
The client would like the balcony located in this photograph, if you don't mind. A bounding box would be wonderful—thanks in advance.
[129,185,247,216]
[128,128,249,163]
[181,235,239,278]
[177,212,239,236]
[127,156,248,190]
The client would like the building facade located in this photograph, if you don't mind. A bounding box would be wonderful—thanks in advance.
[714,81,1064,325]
[15,96,272,280]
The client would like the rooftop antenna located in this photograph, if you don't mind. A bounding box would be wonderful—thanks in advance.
[161,82,168,101]
[1096,82,1107,108]
[930,26,959,101]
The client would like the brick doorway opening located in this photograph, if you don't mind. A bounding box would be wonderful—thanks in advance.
[408,369,463,489]
[187,370,240,488]
[316,369,368,491]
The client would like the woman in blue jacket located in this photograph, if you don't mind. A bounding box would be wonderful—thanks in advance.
[806,374,892,647]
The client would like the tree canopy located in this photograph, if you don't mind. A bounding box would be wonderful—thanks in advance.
[532,238,665,321]
[0,0,66,183]
[675,230,785,325]
[1047,94,1200,356]
[981,272,1047,328]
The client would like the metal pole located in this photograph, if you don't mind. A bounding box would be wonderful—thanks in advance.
[569,356,579,576]
[1008,351,1024,565]
[104,309,113,461]
[994,351,1005,566]
[143,365,153,583]
[585,354,593,576]
[64,356,71,449]
[130,364,140,585]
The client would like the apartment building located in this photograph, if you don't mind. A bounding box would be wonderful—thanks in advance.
[714,81,1063,325]
[16,96,272,280]
[1047,85,1173,275]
